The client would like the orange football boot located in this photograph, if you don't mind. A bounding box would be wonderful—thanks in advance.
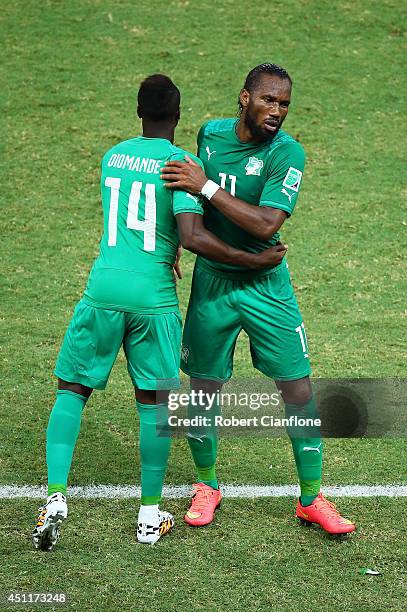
[296,492,356,535]
[184,483,222,526]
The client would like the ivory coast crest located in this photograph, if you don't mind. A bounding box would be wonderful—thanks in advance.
[245,156,264,176]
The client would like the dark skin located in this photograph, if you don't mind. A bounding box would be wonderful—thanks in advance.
[59,102,287,401]
[57,370,312,408]
[161,74,293,241]
[189,376,312,410]
[176,212,287,269]
[57,379,159,405]
[161,73,312,404]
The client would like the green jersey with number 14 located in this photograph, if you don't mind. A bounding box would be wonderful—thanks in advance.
[83,137,203,313]
[197,118,305,278]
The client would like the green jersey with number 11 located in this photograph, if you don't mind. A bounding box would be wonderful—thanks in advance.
[197,118,305,278]
[83,137,203,313]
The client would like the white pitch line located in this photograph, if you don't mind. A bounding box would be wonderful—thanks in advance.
[0,484,406,499]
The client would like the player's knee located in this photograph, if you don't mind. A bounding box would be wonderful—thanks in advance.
[57,378,93,398]
[135,388,170,405]
[275,376,312,406]
[190,377,223,395]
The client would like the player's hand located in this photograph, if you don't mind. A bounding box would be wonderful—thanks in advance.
[173,245,183,280]
[161,155,207,194]
[255,242,288,268]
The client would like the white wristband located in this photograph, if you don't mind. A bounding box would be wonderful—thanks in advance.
[200,179,220,201]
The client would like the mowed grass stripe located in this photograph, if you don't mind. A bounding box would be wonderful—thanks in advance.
[1,484,406,499]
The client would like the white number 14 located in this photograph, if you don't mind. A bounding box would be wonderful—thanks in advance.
[105,177,156,251]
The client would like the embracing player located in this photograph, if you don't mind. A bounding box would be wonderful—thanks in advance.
[32,74,287,551]
[162,63,356,535]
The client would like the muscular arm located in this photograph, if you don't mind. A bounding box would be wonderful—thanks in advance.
[176,213,287,270]
[162,157,287,241]
[208,189,287,240]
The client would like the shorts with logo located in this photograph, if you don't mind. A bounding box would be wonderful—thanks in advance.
[55,299,182,390]
[180,261,311,382]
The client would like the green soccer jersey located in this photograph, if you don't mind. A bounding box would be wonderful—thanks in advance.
[196,118,305,277]
[83,137,203,313]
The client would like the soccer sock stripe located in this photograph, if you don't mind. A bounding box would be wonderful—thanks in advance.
[46,390,88,496]
[285,396,323,506]
[48,483,68,496]
[299,479,322,507]
[195,464,218,490]
[136,401,171,505]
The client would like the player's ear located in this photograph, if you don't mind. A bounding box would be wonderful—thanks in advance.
[239,88,250,110]
[175,108,180,125]
[137,105,142,118]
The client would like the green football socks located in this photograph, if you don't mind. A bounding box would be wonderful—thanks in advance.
[47,395,171,505]
[187,399,219,490]
[46,390,88,496]
[195,464,218,489]
[136,401,171,505]
[285,396,323,506]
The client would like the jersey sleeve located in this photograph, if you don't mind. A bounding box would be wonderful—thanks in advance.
[173,191,204,215]
[170,150,204,216]
[259,141,306,216]
[197,121,209,152]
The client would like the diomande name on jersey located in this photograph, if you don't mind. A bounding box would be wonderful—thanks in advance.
[106,152,162,175]
[83,137,204,314]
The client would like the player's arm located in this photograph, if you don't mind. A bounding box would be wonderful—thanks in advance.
[176,213,287,269]
[162,157,285,240]
[162,149,304,240]
[173,244,183,279]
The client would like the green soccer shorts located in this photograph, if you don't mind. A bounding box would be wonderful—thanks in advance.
[55,299,182,390]
[180,261,311,382]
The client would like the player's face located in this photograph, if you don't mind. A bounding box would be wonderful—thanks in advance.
[241,74,292,142]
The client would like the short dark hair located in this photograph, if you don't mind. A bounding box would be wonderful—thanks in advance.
[138,74,180,121]
[238,63,292,113]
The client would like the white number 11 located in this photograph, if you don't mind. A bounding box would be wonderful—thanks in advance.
[219,172,237,196]
[295,322,309,358]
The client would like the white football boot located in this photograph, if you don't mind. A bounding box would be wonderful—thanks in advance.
[32,492,68,551]
[137,505,174,544]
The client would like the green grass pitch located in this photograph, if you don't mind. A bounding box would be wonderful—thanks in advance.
[1,1,406,610]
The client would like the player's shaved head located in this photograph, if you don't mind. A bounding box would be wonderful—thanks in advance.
[138,74,180,122]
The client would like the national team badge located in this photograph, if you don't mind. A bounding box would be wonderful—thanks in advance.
[282,167,303,192]
[245,157,264,176]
